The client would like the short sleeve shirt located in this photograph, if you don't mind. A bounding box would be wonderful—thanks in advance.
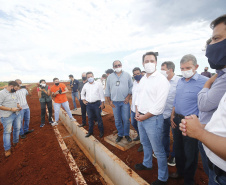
[50,83,68,103]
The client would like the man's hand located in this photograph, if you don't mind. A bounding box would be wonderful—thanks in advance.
[11,107,19,112]
[109,101,115,108]
[170,115,176,128]
[204,74,218,89]
[99,103,105,110]
[124,97,130,104]
[55,91,59,95]
[83,100,88,105]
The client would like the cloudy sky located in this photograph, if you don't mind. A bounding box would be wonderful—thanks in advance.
[0,0,225,83]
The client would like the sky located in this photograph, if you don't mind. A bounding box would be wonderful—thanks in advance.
[0,0,225,83]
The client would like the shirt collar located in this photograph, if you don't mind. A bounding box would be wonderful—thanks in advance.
[145,70,158,78]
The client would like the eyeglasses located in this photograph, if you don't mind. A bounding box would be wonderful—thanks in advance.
[114,64,122,68]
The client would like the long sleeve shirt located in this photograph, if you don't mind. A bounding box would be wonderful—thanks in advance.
[105,71,133,101]
[81,81,105,103]
[135,70,170,115]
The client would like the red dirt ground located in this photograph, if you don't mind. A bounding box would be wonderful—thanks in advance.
[0,85,103,185]
[65,85,208,185]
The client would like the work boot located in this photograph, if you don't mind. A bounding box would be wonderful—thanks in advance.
[133,135,140,141]
[24,129,34,135]
[20,134,26,139]
[115,136,123,143]
[85,133,93,137]
[5,149,11,157]
[79,123,86,127]
[135,163,152,170]
[125,136,132,143]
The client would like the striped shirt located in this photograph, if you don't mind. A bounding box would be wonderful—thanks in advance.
[16,89,29,109]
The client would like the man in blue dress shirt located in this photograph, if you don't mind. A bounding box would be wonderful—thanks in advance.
[170,54,208,185]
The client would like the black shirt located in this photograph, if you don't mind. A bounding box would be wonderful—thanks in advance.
[70,79,79,92]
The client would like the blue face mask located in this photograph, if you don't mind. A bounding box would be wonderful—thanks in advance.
[205,39,226,70]
[88,77,94,83]
[134,74,142,81]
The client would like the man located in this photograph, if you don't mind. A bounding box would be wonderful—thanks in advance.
[105,60,133,143]
[15,79,34,139]
[131,67,143,152]
[0,81,22,157]
[81,72,105,138]
[78,72,88,127]
[170,54,208,185]
[160,61,180,167]
[180,14,226,185]
[201,67,212,78]
[69,74,80,111]
[51,78,76,126]
[105,69,114,77]
[96,74,107,94]
[134,52,170,185]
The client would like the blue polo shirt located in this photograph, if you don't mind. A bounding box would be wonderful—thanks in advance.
[174,73,208,116]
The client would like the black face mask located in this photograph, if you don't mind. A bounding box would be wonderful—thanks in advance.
[204,69,207,72]
[55,83,59,86]
[82,77,87,81]
[11,88,16,93]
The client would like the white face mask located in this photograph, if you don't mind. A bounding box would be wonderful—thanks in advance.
[41,84,46,87]
[181,69,194,79]
[160,70,168,78]
[115,67,122,73]
[144,63,156,73]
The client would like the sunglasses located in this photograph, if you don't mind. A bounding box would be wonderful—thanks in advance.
[114,64,122,68]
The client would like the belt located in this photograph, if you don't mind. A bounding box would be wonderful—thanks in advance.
[88,100,101,104]
[208,158,226,177]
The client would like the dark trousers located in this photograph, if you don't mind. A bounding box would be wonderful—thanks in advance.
[86,101,104,134]
[198,141,209,177]
[40,101,52,124]
[79,99,87,124]
[173,116,199,185]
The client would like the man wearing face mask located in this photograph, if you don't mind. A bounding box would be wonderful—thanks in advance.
[78,72,88,127]
[169,54,208,185]
[160,61,180,167]
[134,52,170,185]
[81,72,105,138]
[69,74,80,111]
[131,67,143,152]
[51,78,76,126]
[105,60,133,143]
[0,81,22,157]
[201,67,212,78]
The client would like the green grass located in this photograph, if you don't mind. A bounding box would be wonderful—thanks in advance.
[0,82,8,88]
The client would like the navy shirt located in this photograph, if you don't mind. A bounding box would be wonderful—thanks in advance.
[70,79,79,92]
[174,73,208,116]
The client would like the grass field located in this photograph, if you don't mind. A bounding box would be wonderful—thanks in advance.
[0,82,8,87]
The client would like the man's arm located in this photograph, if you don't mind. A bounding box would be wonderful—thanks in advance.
[62,87,69,94]
[180,115,226,161]
[170,107,177,128]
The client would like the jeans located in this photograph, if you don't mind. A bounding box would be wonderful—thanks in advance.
[209,166,226,185]
[71,91,80,109]
[138,114,168,182]
[162,117,175,158]
[40,101,53,124]
[54,101,73,122]
[86,101,104,134]
[112,101,130,137]
[79,99,87,124]
[198,141,209,177]
[19,108,30,135]
[173,116,199,185]
[131,111,139,135]
[1,113,21,151]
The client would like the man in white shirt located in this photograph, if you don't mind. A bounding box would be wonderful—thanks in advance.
[135,52,170,185]
[15,79,34,139]
[81,72,105,138]
[160,62,180,167]
[131,67,143,152]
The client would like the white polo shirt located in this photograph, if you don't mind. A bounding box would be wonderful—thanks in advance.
[135,70,170,115]
[204,92,226,171]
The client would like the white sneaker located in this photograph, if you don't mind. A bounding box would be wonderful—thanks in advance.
[70,118,77,122]
[51,122,58,126]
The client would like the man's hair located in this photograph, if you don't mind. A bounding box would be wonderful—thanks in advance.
[86,71,93,77]
[53,78,59,82]
[102,74,107,78]
[210,14,226,29]
[112,60,122,67]
[132,67,141,73]
[15,79,21,83]
[180,54,197,66]
[205,67,209,69]
[141,71,146,73]
[8,81,19,87]
[81,72,86,77]
[161,61,175,72]
[105,69,114,74]
[142,52,158,63]
[39,79,46,83]
[69,74,73,78]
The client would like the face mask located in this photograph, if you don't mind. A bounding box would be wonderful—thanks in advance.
[181,69,194,79]
[204,69,207,72]
[160,70,168,78]
[55,82,59,86]
[82,77,87,81]
[115,67,122,73]
[206,39,226,70]
[134,75,142,81]
[41,84,46,87]
[144,63,156,73]
[88,77,94,83]
[11,88,16,93]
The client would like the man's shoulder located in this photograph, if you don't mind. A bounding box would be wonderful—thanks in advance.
[197,73,208,82]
